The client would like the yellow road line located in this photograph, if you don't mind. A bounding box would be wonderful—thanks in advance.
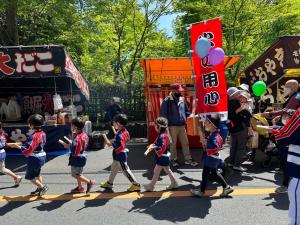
[0,188,277,203]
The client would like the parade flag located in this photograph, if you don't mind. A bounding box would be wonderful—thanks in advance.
[190,18,227,116]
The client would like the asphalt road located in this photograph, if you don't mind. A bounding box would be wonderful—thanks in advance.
[0,142,290,225]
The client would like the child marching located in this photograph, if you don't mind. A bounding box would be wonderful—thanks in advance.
[143,117,178,191]
[100,113,141,192]
[60,117,95,193]
[0,122,22,186]
[191,115,234,197]
[13,114,48,196]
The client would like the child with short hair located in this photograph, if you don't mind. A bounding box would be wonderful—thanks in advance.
[13,114,48,196]
[0,122,22,186]
[100,114,141,192]
[143,117,178,191]
[191,115,234,197]
[60,117,95,193]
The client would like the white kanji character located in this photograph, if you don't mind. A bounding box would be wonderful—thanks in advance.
[293,50,299,57]
[264,58,277,76]
[23,96,33,114]
[254,67,267,82]
[23,53,36,73]
[274,48,284,68]
[32,96,43,113]
[15,53,25,73]
[261,87,274,104]
[36,52,54,72]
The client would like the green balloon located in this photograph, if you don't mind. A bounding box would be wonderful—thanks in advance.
[252,81,267,96]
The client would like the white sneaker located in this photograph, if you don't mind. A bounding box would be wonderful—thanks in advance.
[275,186,287,193]
[143,183,154,192]
[190,188,205,197]
[185,159,199,167]
[166,181,179,190]
[220,186,234,197]
[233,166,247,172]
[14,176,22,186]
[171,160,179,167]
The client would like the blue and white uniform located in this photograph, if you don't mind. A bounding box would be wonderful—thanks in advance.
[0,132,9,174]
[112,129,130,162]
[153,132,171,166]
[21,129,46,180]
[69,131,89,168]
[0,133,6,161]
[108,128,138,184]
[272,109,300,225]
[203,131,223,168]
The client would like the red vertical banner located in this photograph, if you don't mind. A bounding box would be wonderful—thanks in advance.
[190,18,227,116]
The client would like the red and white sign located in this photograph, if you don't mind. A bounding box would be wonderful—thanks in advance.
[190,18,227,116]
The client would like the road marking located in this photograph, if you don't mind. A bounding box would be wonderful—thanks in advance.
[0,188,277,202]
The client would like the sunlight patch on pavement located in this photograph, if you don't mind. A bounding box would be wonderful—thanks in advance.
[0,188,277,203]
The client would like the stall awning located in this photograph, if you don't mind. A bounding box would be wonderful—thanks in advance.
[0,45,89,100]
[141,56,242,85]
[244,36,300,87]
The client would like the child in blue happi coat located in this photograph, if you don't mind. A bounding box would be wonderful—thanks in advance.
[100,114,141,192]
[0,122,22,186]
[13,114,48,196]
[60,117,95,193]
[191,115,234,197]
[143,117,178,191]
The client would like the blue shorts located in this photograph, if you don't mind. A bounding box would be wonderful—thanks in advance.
[155,155,170,167]
[25,155,46,180]
[25,166,41,180]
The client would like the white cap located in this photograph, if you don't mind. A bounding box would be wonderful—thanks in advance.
[227,87,241,97]
[239,83,250,92]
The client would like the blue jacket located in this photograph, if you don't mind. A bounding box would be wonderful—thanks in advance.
[69,131,89,167]
[160,94,190,126]
[153,132,171,166]
[203,131,223,168]
[21,129,46,167]
[272,109,300,179]
[112,129,130,162]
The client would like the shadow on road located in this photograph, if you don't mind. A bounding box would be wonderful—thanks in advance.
[0,195,37,216]
[129,190,223,222]
[263,193,289,210]
[76,189,114,211]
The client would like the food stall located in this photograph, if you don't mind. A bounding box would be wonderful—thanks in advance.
[238,36,300,105]
[140,56,241,148]
[0,45,89,151]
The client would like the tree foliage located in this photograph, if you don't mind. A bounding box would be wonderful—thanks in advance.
[0,0,174,89]
[173,0,300,81]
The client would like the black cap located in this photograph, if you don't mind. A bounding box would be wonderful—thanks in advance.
[155,117,168,128]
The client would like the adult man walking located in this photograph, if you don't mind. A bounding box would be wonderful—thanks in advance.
[160,84,198,167]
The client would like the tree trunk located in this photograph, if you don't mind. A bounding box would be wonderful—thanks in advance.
[5,0,19,45]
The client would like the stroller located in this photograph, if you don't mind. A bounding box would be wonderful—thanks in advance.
[247,113,279,167]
